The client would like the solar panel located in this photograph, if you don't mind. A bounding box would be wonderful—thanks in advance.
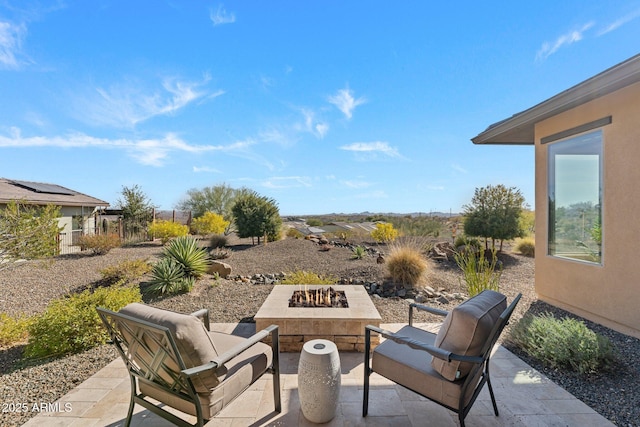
[11,180,75,195]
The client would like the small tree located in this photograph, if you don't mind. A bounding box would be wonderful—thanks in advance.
[190,212,230,236]
[231,190,282,244]
[117,185,154,239]
[176,183,238,224]
[463,184,526,251]
[0,201,62,269]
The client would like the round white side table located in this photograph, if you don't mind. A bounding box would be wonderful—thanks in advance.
[298,339,341,423]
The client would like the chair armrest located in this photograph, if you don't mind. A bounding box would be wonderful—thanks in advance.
[181,325,279,378]
[365,325,482,365]
[409,303,448,326]
[190,309,210,331]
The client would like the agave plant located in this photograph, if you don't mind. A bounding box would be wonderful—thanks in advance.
[148,258,187,295]
[163,235,211,278]
[351,245,367,260]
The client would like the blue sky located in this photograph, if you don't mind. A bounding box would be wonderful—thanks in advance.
[1,1,639,215]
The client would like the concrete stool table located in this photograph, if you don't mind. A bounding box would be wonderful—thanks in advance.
[298,339,341,423]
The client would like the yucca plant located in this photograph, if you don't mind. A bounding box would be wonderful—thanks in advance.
[163,235,211,278]
[351,245,367,259]
[148,258,189,295]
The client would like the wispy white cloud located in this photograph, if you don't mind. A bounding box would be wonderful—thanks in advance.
[295,108,329,139]
[535,22,594,62]
[0,127,257,167]
[451,163,468,174]
[314,122,329,138]
[327,87,366,119]
[259,128,297,147]
[193,166,222,173]
[427,185,445,191]
[598,8,640,35]
[210,4,236,26]
[77,75,218,128]
[0,20,27,69]
[342,180,372,189]
[340,141,403,160]
[262,176,312,189]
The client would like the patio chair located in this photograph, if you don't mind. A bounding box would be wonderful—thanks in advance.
[363,290,521,427]
[97,303,281,427]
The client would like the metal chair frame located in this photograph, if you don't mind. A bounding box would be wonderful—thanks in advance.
[97,307,280,427]
[363,294,521,427]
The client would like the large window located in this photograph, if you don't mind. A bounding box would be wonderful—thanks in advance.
[548,130,602,264]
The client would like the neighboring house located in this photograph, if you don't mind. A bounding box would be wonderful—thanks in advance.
[0,178,110,254]
[472,54,640,338]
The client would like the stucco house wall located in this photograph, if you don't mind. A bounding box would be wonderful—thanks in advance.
[534,80,640,338]
[472,54,640,338]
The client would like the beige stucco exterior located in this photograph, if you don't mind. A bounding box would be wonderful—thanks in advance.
[534,81,640,338]
[473,54,640,339]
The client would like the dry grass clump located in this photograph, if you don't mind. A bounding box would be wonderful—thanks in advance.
[515,238,535,257]
[386,242,428,288]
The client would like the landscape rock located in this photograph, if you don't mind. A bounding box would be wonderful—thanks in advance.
[209,261,232,278]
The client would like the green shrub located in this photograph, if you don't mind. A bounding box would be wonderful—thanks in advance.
[286,227,304,239]
[351,245,367,259]
[510,313,615,374]
[147,258,195,295]
[515,238,535,257]
[386,244,427,288]
[282,270,337,285]
[100,259,151,285]
[306,218,323,227]
[0,201,61,262]
[163,236,210,278]
[24,286,141,359]
[209,234,228,249]
[454,235,481,249]
[190,212,230,236]
[0,313,33,348]
[78,233,121,255]
[454,248,501,296]
[148,220,189,244]
[371,223,399,243]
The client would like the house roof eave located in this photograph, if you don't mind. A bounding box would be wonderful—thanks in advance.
[472,53,640,145]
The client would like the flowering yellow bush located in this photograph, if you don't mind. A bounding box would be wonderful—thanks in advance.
[190,212,230,236]
[371,223,398,243]
[148,220,189,244]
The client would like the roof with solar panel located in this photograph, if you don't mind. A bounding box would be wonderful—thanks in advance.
[0,178,109,207]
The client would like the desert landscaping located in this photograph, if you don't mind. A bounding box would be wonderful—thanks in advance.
[1,233,639,426]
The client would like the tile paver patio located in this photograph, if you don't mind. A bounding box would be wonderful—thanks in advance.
[21,323,614,427]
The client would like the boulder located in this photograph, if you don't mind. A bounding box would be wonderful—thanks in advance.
[209,261,232,278]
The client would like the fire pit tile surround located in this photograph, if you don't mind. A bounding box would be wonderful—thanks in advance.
[254,285,382,352]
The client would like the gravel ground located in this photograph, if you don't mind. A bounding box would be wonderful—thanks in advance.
[1,236,638,426]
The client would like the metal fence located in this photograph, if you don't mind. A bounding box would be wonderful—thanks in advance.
[57,230,83,255]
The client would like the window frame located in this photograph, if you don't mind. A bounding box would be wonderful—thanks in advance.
[547,129,604,265]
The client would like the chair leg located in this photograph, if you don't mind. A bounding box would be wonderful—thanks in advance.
[363,328,371,417]
[486,376,499,416]
[124,376,136,427]
[271,328,282,413]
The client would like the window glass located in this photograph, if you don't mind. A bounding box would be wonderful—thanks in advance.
[548,130,602,264]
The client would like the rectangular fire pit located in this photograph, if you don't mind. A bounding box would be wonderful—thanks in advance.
[255,285,381,352]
